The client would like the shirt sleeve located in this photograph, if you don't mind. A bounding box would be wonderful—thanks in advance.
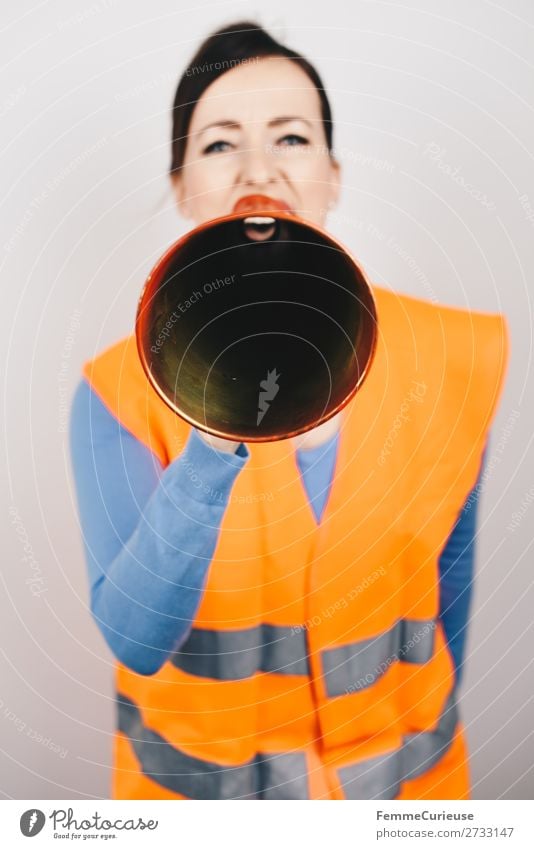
[438,440,489,686]
[69,377,249,676]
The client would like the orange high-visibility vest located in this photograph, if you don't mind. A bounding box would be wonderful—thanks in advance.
[82,284,509,800]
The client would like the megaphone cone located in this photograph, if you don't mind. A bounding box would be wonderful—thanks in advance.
[135,195,378,442]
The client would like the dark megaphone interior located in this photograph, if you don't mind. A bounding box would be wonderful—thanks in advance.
[136,209,377,442]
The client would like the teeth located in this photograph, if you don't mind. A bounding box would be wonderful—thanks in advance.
[243,216,276,225]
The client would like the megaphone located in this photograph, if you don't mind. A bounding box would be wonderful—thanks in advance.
[135,194,378,442]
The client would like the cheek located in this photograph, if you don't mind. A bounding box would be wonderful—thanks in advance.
[291,160,337,224]
[286,154,333,186]
[183,161,232,217]
[187,160,227,192]
[299,164,337,207]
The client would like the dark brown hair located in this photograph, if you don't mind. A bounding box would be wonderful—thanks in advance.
[170,20,334,177]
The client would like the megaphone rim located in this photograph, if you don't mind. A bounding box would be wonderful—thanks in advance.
[135,203,379,443]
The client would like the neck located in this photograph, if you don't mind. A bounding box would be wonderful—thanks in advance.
[291,411,342,451]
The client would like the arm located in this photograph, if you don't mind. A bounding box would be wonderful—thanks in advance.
[69,378,249,676]
[438,441,488,686]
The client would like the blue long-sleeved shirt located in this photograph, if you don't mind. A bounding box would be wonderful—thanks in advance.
[70,377,484,683]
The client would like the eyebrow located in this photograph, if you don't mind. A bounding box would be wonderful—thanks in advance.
[197,116,314,136]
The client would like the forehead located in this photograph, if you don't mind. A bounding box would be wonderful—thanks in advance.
[187,56,323,132]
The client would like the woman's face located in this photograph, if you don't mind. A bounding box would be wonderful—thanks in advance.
[172,56,340,228]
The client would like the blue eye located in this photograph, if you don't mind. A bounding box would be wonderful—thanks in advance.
[202,140,232,155]
[278,134,309,146]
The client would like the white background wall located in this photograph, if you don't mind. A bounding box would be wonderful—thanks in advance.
[0,0,532,799]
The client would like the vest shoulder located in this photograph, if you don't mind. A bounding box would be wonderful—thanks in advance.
[371,285,509,354]
[371,287,510,433]
[80,333,182,464]
[82,333,142,388]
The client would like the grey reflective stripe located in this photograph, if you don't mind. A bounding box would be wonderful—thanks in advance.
[321,618,436,697]
[171,623,310,680]
[402,688,458,781]
[338,689,458,799]
[257,751,310,800]
[117,693,309,799]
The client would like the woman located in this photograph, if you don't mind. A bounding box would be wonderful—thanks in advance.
[70,21,509,800]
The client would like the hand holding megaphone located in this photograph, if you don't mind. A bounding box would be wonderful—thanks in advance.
[195,429,241,454]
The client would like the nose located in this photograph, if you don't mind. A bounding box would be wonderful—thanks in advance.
[238,140,278,189]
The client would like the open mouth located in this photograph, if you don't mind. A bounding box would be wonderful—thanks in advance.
[242,215,277,241]
[233,195,293,241]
